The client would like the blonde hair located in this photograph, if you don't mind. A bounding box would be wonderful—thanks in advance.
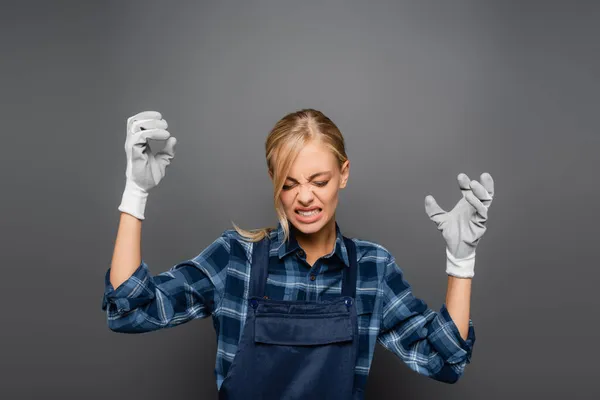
[231,108,348,244]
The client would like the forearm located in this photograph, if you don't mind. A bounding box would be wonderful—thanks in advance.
[110,212,143,289]
[445,275,472,341]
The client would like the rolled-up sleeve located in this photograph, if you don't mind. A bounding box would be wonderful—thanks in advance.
[377,255,476,384]
[101,230,231,333]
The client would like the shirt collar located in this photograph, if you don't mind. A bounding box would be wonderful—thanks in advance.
[274,220,350,268]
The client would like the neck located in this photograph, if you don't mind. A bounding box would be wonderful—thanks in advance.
[293,216,337,258]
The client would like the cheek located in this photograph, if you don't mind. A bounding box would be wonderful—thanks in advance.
[323,187,339,203]
[315,191,339,213]
[325,195,339,210]
[279,192,293,207]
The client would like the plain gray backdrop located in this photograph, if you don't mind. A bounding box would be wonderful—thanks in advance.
[1,0,599,399]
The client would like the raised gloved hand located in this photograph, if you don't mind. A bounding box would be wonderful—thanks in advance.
[424,172,495,278]
[118,111,177,220]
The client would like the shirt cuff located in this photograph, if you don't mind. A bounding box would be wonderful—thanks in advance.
[101,261,156,315]
[428,303,476,365]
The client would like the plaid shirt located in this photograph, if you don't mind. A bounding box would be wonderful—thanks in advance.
[102,221,475,392]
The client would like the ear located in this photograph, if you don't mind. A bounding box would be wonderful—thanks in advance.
[339,160,350,189]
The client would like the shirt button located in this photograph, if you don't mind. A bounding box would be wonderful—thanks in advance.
[297,249,305,258]
[309,275,316,281]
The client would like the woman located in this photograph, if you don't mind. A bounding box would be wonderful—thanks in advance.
[102,109,494,399]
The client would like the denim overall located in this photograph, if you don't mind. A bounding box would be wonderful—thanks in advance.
[219,234,360,400]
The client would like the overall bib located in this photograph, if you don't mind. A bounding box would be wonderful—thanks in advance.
[219,234,360,400]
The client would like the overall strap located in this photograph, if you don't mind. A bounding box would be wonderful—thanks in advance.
[249,235,270,298]
[341,236,358,298]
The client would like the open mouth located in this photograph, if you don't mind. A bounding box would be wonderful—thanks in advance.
[295,208,322,215]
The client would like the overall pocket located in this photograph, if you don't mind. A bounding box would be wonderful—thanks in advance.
[254,312,354,345]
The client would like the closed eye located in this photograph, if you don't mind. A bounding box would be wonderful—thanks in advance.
[282,181,329,190]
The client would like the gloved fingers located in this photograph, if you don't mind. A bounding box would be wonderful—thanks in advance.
[127,111,162,132]
[156,136,177,163]
[130,129,171,153]
[464,190,488,222]
[424,195,447,228]
[131,118,168,134]
[457,173,471,197]
[470,179,493,208]
[480,172,495,199]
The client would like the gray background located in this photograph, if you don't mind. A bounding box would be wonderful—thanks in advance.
[1,0,599,399]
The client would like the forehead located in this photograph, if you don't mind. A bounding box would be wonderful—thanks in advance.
[287,141,337,177]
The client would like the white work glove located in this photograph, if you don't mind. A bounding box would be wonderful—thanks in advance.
[424,172,495,278]
[118,110,177,220]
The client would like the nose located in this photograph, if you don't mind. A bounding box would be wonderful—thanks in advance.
[296,182,315,203]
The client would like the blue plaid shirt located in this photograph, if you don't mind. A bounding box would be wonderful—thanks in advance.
[102,221,475,391]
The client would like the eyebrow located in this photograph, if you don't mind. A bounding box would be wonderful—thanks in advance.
[285,171,332,183]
